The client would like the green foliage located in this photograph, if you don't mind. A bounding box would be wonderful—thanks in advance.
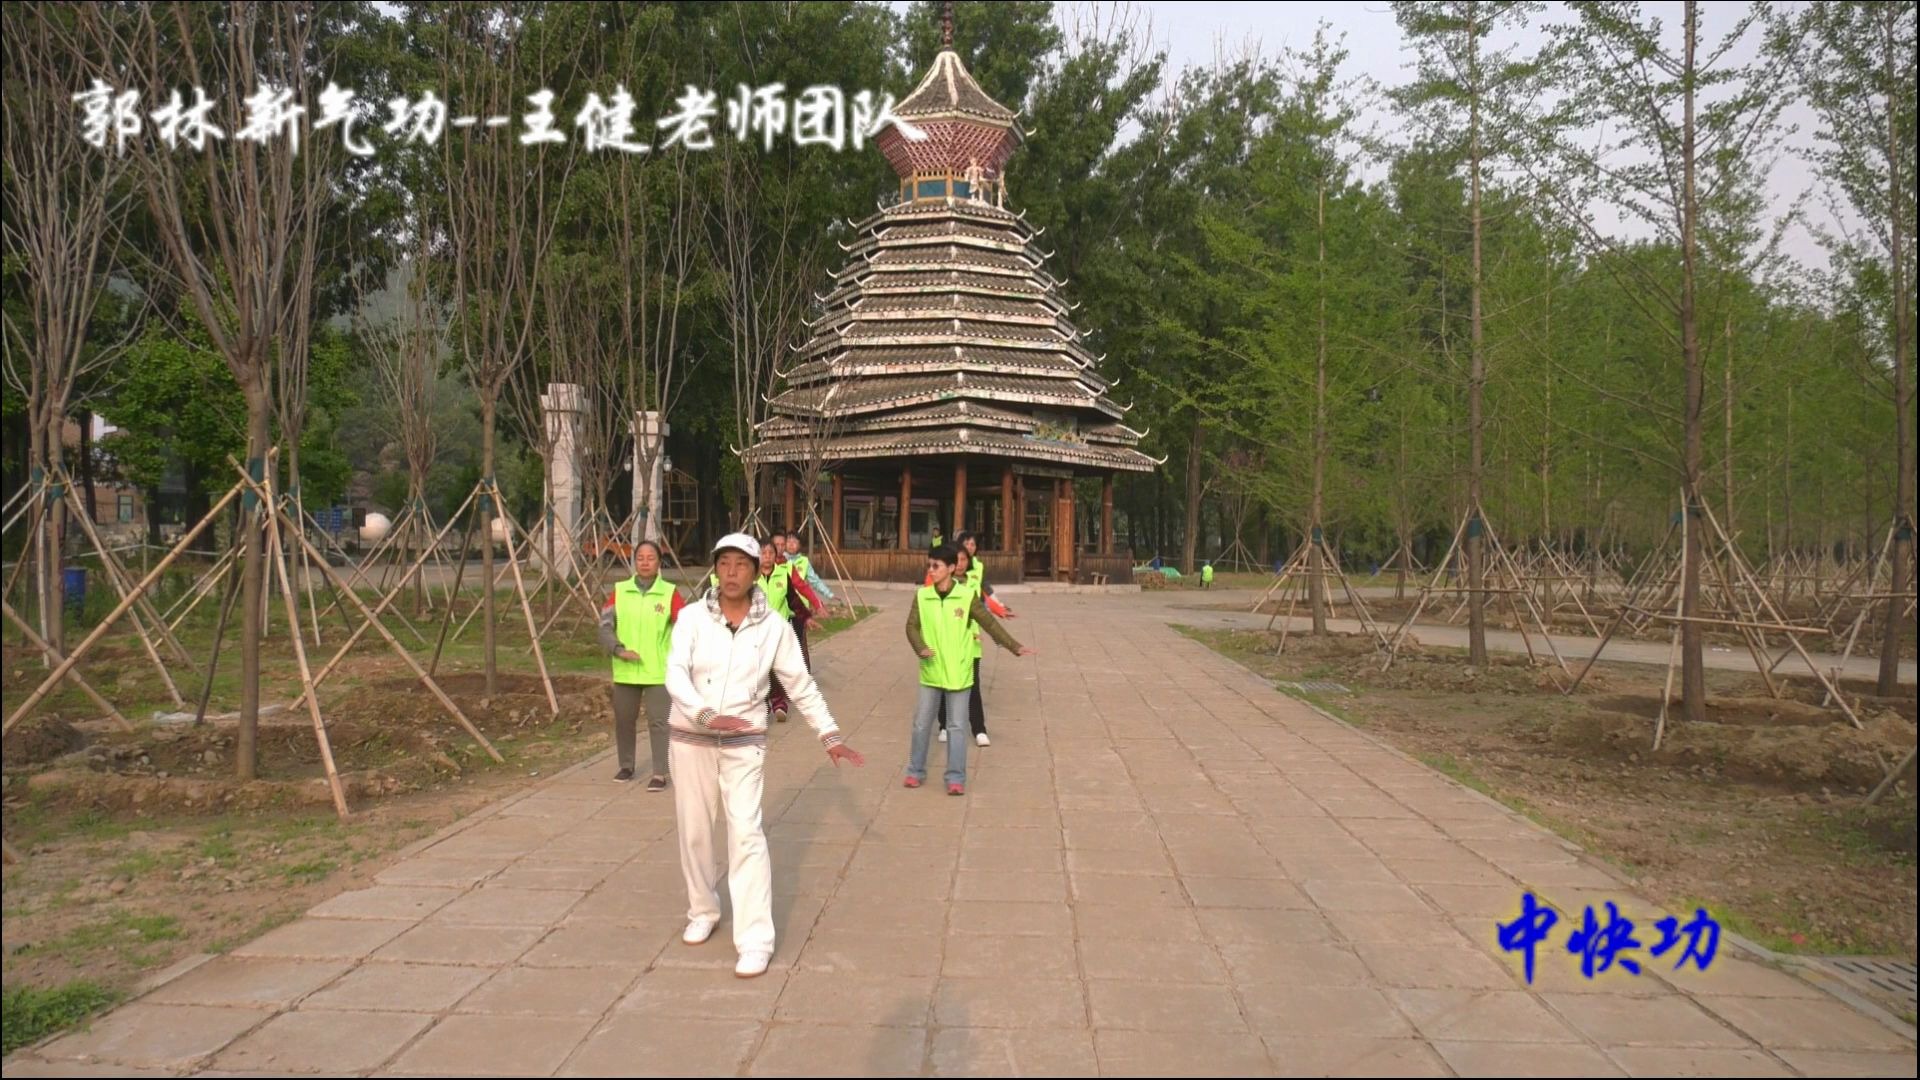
[1,981,121,1055]
[5,1,1908,576]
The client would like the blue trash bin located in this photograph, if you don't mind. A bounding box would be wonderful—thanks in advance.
[63,566,87,611]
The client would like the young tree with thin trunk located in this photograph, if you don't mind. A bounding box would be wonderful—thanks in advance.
[708,140,818,530]
[357,230,447,615]
[431,2,581,698]
[92,1,346,778]
[1784,2,1917,697]
[1393,0,1547,665]
[1549,1,1790,724]
[1,2,138,656]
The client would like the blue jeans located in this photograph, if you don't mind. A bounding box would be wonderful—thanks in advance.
[908,685,970,786]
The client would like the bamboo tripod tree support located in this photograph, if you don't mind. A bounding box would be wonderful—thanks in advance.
[229,463,506,767]
[0,599,133,729]
[1250,530,1389,655]
[1383,506,1569,679]
[257,465,351,820]
[5,477,247,737]
[3,467,191,707]
[799,504,874,620]
[423,477,561,717]
[439,497,591,713]
[1564,492,1867,749]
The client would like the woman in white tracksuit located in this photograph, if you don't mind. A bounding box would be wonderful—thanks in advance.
[665,532,865,978]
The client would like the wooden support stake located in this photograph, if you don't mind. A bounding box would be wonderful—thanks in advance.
[0,600,132,729]
[193,541,246,726]
[292,483,479,706]
[4,479,244,736]
[264,489,351,820]
[235,472,506,764]
[494,485,561,717]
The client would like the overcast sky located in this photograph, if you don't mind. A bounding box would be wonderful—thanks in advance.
[1112,0,1838,272]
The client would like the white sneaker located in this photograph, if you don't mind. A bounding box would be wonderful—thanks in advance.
[975,732,990,747]
[682,916,719,945]
[938,727,947,742]
[735,950,772,978]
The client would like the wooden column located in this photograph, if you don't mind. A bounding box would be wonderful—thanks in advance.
[783,471,795,532]
[1052,479,1073,581]
[831,472,844,549]
[1001,466,1016,554]
[898,467,912,551]
[1101,475,1114,555]
[953,460,968,537]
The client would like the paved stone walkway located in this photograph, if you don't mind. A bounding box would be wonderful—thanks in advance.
[6,593,1915,1077]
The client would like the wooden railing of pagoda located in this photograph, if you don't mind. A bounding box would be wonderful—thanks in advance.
[1076,552,1135,585]
[821,549,1133,585]
[831,550,936,584]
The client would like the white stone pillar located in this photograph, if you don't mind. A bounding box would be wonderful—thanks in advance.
[632,411,670,547]
[540,383,584,576]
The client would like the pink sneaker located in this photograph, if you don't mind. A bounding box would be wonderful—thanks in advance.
[903,776,922,789]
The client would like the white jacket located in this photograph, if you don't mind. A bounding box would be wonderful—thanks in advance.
[664,585,843,747]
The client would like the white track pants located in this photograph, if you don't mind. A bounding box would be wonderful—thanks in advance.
[669,739,775,955]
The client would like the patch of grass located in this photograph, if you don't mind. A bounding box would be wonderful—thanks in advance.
[197,828,239,866]
[1418,752,1498,798]
[1,980,121,1055]
[1682,893,1902,957]
[22,911,183,971]
[107,853,156,879]
[1281,684,1368,728]
[64,809,133,843]
[279,859,335,884]
[807,606,875,645]
[1793,806,1917,868]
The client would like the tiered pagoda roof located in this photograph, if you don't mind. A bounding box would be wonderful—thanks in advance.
[742,47,1155,475]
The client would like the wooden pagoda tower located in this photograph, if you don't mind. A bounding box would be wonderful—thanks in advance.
[743,29,1156,584]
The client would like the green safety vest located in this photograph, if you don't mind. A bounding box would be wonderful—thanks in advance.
[916,581,979,690]
[789,553,812,581]
[1202,565,1214,581]
[611,575,676,684]
[965,558,983,590]
[758,563,795,619]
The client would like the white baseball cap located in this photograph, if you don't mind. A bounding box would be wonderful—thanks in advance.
[712,532,760,561]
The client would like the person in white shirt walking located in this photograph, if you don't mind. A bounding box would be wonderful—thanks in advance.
[665,533,865,978]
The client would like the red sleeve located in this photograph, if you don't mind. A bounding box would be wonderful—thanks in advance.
[669,591,685,623]
[791,576,821,612]
[602,591,617,611]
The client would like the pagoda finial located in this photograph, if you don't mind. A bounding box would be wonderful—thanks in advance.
[942,0,954,47]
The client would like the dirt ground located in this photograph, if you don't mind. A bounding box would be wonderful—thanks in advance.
[2,670,610,1000]
[1179,626,1918,974]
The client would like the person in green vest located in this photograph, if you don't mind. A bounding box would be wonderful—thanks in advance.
[597,540,685,789]
[781,532,835,665]
[758,537,822,722]
[904,543,1032,795]
[930,521,944,549]
[956,531,1013,617]
[933,546,1014,748]
[1201,561,1215,589]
